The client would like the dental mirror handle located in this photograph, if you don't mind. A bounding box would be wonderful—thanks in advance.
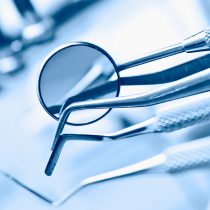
[118,29,210,70]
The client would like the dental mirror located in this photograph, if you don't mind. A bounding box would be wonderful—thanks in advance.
[38,42,120,125]
[38,29,210,125]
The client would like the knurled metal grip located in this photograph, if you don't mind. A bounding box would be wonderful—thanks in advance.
[183,29,210,52]
[161,137,210,172]
[204,29,210,47]
[155,92,210,132]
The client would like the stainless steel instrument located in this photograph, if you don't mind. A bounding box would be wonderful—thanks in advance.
[52,68,210,149]
[38,29,210,125]
[2,136,210,206]
[46,91,210,175]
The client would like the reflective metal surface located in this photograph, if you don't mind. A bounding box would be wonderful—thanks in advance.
[38,42,119,125]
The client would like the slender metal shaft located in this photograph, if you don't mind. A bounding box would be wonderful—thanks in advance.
[118,29,210,71]
[53,137,210,205]
[118,44,184,70]
[110,118,156,139]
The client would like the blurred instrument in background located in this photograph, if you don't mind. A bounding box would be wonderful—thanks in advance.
[0,0,94,74]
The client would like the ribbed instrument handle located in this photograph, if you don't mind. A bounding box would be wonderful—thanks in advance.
[160,137,210,172]
[156,92,210,132]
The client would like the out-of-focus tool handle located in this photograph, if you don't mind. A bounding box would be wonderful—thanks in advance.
[183,29,210,52]
[160,137,210,172]
[156,92,210,132]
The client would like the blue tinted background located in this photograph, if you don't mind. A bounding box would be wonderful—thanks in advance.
[1,0,210,209]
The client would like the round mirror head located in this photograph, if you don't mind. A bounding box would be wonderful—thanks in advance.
[38,42,120,125]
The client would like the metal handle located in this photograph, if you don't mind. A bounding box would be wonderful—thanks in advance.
[118,29,210,70]
[160,137,210,172]
[183,29,210,52]
[156,92,210,132]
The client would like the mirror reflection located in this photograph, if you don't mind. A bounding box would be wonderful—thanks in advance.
[38,43,119,125]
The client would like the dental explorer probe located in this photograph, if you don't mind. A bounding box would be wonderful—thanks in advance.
[2,136,210,206]
[47,91,210,175]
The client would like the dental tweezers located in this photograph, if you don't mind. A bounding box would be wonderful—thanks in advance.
[53,67,210,149]
[49,29,210,114]
[47,91,210,175]
[56,52,210,115]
